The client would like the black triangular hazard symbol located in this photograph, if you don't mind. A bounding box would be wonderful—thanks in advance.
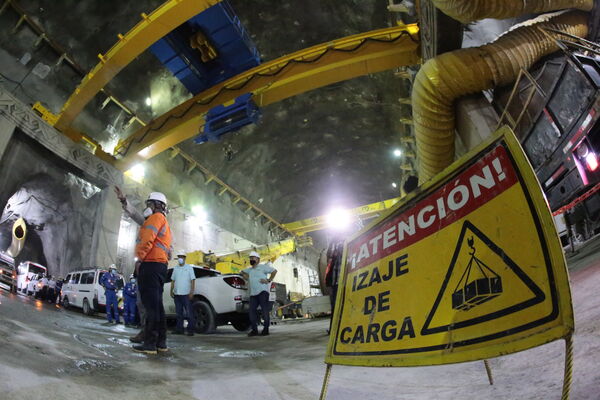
[421,220,546,336]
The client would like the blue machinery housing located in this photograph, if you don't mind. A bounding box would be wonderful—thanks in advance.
[150,1,262,142]
[196,93,260,143]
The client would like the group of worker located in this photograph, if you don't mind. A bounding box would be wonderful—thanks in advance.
[99,266,139,327]
[113,187,278,354]
[30,274,63,303]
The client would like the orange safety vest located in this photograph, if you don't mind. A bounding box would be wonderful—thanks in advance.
[135,212,172,263]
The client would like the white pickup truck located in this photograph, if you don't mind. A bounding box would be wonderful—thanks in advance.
[163,265,250,333]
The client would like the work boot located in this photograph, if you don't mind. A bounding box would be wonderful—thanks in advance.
[186,331,194,337]
[157,339,168,353]
[260,328,269,336]
[129,331,144,343]
[132,344,157,355]
[247,330,259,337]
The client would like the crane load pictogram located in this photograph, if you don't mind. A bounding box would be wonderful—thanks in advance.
[451,236,503,311]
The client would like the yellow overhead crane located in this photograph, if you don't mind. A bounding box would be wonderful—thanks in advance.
[186,235,313,274]
[37,0,420,171]
[113,23,420,170]
[42,0,419,171]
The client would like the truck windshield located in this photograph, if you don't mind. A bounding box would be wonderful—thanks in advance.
[29,265,46,275]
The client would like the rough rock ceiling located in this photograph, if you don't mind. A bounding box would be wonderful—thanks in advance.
[0,0,413,223]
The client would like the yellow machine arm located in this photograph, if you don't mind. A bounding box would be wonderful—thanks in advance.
[185,235,313,274]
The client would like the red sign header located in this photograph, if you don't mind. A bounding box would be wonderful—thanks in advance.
[347,145,518,271]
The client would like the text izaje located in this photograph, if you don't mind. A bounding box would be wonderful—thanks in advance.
[347,148,517,272]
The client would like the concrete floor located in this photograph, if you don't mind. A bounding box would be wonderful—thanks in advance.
[1,241,600,399]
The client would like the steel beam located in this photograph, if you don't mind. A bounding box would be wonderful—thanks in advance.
[283,197,402,235]
[54,0,221,131]
[114,24,420,170]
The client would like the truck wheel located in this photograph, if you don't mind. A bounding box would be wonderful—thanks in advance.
[62,296,70,310]
[83,298,93,316]
[193,300,216,334]
[231,318,250,332]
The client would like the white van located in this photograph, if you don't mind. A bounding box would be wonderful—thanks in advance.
[16,261,47,295]
[61,269,124,316]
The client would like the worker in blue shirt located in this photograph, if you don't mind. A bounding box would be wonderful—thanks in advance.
[100,265,121,324]
[123,275,138,327]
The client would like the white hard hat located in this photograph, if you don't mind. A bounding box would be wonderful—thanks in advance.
[109,264,116,269]
[177,250,187,256]
[249,251,260,258]
[147,192,167,206]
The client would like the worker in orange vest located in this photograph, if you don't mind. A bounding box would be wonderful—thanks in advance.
[132,192,172,355]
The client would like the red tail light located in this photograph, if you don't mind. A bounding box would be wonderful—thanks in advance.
[223,276,245,289]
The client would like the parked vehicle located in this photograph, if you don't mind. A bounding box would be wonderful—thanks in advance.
[26,274,42,296]
[302,295,331,318]
[494,49,600,244]
[60,269,124,316]
[16,261,47,295]
[0,252,16,293]
[163,265,249,333]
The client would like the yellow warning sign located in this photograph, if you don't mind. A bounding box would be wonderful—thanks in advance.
[325,126,573,367]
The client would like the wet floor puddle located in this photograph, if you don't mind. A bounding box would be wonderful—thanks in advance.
[218,350,266,358]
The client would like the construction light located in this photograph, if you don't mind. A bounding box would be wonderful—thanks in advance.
[192,205,208,223]
[325,208,352,231]
[586,152,598,171]
[393,148,402,157]
[392,182,398,188]
[127,163,145,182]
[145,97,152,106]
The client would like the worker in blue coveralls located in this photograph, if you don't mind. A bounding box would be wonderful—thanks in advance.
[100,265,121,324]
[123,275,138,327]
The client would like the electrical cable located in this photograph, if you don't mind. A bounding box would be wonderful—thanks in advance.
[0,71,36,103]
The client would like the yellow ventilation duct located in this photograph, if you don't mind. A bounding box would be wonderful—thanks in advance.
[413,11,589,181]
[7,217,27,258]
[432,0,593,23]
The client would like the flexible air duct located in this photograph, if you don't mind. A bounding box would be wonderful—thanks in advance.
[7,217,27,258]
[413,11,589,181]
[432,0,593,23]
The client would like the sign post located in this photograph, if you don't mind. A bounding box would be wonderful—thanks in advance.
[322,126,574,398]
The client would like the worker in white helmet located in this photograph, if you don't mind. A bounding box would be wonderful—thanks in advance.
[170,250,196,336]
[132,191,173,354]
[113,188,173,344]
[241,251,277,336]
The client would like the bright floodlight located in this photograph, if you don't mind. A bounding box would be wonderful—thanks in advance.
[392,182,398,188]
[192,205,208,223]
[128,163,145,182]
[145,97,152,106]
[325,208,352,231]
[393,148,402,157]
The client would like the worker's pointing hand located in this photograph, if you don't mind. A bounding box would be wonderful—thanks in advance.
[114,186,126,203]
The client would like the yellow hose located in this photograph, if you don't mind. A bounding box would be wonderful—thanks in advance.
[413,11,589,181]
[432,0,593,23]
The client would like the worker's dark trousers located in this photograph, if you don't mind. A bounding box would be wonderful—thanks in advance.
[174,295,196,334]
[136,288,146,329]
[328,284,338,333]
[138,262,167,348]
[249,291,270,332]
